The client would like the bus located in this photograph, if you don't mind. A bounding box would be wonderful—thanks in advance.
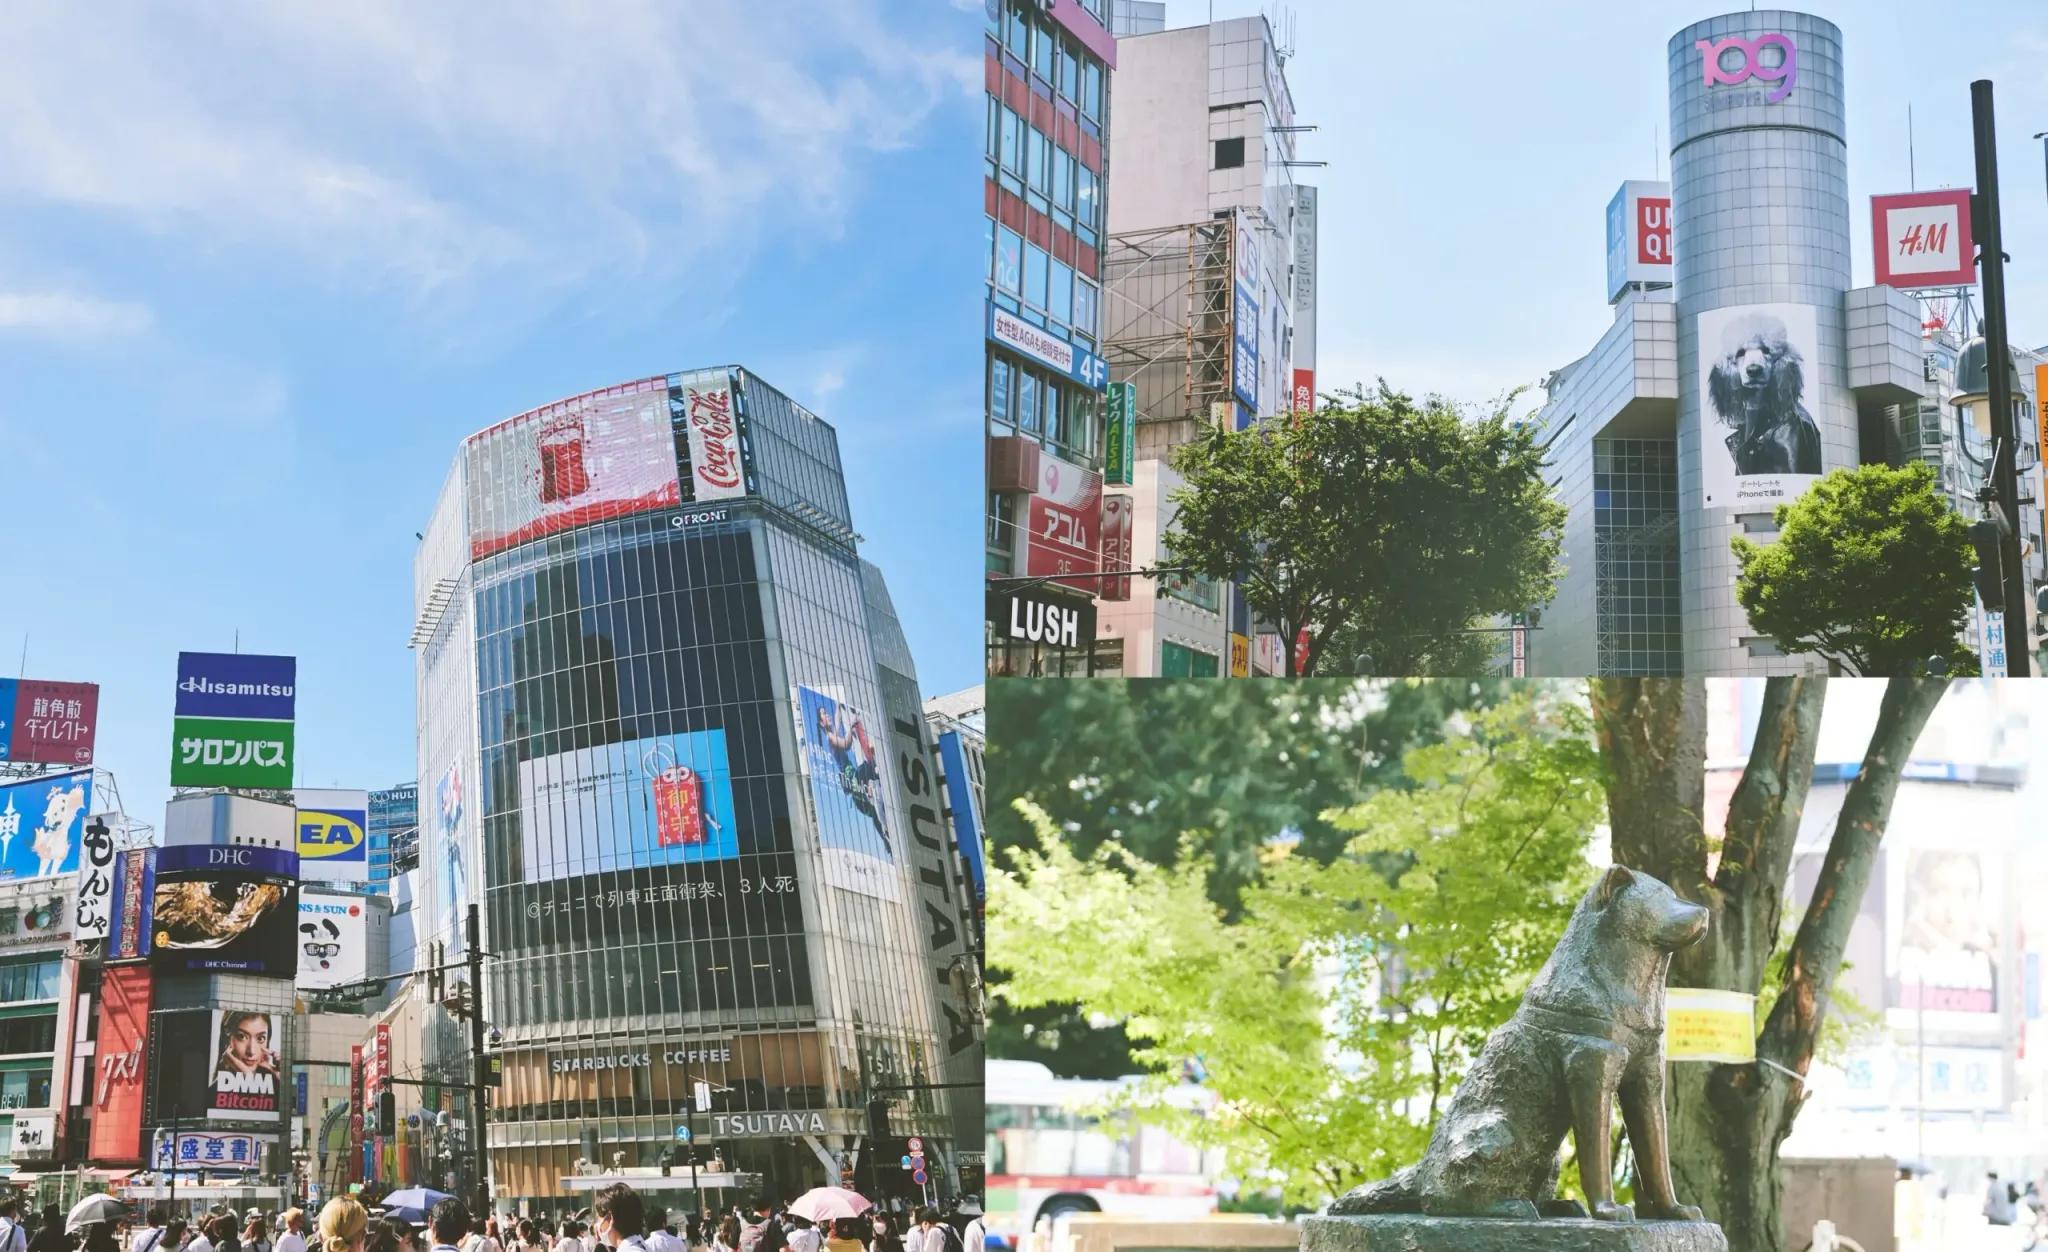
[986,1059,1224,1247]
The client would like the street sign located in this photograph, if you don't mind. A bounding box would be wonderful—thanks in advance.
[907,1137,922,1152]
[675,1126,693,1142]
[913,1169,928,1185]
[900,1155,913,1169]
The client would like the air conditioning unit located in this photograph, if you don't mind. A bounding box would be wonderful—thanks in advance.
[988,435,1043,493]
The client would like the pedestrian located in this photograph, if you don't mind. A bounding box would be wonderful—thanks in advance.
[184,1218,214,1252]
[780,1220,816,1252]
[642,1221,681,1252]
[84,1226,120,1252]
[164,1225,188,1252]
[243,1214,272,1252]
[362,1223,398,1252]
[427,1198,471,1252]
[272,1211,304,1252]
[462,1219,500,1252]
[820,1222,859,1252]
[316,1200,367,1252]
[211,1216,242,1252]
[1988,1171,2017,1226]
[0,1198,25,1252]
[590,1184,648,1252]
[910,1215,953,1252]
[27,1206,67,1252]
[953,1205,981,1252]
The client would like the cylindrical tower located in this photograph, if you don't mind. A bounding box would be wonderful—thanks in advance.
[1670,11,1850,674]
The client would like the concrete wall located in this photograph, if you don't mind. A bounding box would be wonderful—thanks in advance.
[1105,27,1210,234]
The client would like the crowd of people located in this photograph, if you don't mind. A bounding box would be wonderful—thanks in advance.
[0,1188,988,1252]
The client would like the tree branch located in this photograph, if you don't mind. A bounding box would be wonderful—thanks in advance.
[1591,679,1710,891]
[1758,677,1947,1075]
[1714,677,1826,989]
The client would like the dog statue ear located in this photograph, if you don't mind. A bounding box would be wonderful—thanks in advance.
[1597,864,1635,906]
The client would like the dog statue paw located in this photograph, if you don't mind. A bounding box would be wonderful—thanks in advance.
[1638,1203,1705,1222]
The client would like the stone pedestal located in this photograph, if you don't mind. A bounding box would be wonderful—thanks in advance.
[1301,1215,1728,1252]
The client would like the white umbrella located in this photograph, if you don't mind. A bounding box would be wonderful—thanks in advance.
[67,1195,128,1233]
[787,1187,873,1223]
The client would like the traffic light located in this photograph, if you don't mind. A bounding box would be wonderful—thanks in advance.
[1969,520,2004,611]
[378,1089,396,1133]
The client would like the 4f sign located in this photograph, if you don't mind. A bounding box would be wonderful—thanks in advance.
[1872,189,1975,289]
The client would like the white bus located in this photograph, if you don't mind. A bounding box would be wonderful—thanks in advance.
[985,1059,1223,1247]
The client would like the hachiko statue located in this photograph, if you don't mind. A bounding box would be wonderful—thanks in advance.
[1333,866,1710,1223]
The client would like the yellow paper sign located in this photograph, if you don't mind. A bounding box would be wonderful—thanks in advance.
[1665,987,1756,1062]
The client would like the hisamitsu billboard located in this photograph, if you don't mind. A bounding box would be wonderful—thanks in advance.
[175,653,297,721]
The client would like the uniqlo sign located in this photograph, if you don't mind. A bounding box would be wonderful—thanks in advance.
[1636,197,1672,266]
[1872,189,1975,288]
[1605,180,1673,302]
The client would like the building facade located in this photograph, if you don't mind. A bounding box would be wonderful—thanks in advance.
[1092,12,1308,677]
[366,784,417,892]
[414,369,970,1213]
[984,0,1120,678]
[1521,10,2047,676]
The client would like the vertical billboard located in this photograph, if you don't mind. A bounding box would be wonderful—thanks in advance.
[1291,184,1318,379]
[151,844,298,973]
[464,376,680,560]
[294,789,370,883]
[516,730,741,880]
[434,757,468,958]
[1024,449,1103,592]
[1231,210,1260,417]
[675,368,749,503]
[106,847,156,960]
[297,889,372,990]
[1104,381,1135,487]
[206,1009,284,1121]
[1697,303,1823,509]
[1605,179,1673,302]
[0,768,93,882]
[1098,494,1133,602]
[795,686,900,901]
[172,652,297,789]
[0,679,99,766]
[75,811,118,941]
[91,963,153,1162]
[1291,370,1315,416]
[1871,189,1975,289]
[1890,846,2001,1021]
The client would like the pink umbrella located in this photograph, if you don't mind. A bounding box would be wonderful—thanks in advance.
[788,1187,874,1223]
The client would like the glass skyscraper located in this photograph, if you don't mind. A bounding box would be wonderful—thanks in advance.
[413,368,974,1211]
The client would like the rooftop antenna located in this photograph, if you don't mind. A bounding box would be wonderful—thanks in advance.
[1654,124,1662,180]
[16,634,24,680]
[1908,102,1917,190]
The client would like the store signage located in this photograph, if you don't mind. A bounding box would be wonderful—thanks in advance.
[174,652,297,721]
[10,1115,55,1158]
[1697,33,1797,104]
[0,891,67,948]
[1605,180,1673,301]
[1292,369,1315,415]
[549,1043,734,1074]
[0,678,99,766]
[1871,189,1975,289]
[153,1129,272,1171]
[171,715,295,790]
[987,304,1109,392]
[708,1110,828,1138]
[673,507,732,528]
[1024,449,1103,589]
[1104,382,1135,486]
[1231,213,1260,416]
[1229,633,1250,678]
[296,790,370,878]
[1098,494,1133,603]
[1005,596,1079,647]
[1290,185,1317,377]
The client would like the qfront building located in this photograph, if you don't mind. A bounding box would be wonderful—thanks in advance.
[1522,11,2045,676]
[413,369,976,1212]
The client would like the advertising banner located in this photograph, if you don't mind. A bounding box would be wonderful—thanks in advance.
[349,1044,364,1183]
[1291,369,1315,416]
[1098,494,1133,602]
[2039,365,2048,544]
[1890,846,2001,1018]
[795,685,900,901]
[434,757,469,958]
[153,1129,272,1172]
[465,376,681,561]
[9,1115,55,1158]
[1104,381,1135,486]
[1871,189,1975,289]
[206,1008,283,1121]
[295,789,370,882]
[936,730,984,904]
[151,844,298,974]
[986,304,1109,392]
[1839,1042,2004,1113]
[1291,184,1317,374]
[517,730,740,881]
[297,889,370,990]
[171,715,296,789]
[91,962,153,1162]
[1231,212,1260,415]
[675,369,748,503]
[0,768,93,883]
[0,678,99,766]
[1605,180,1674,302]
[1229,633,1250,678]
[1024,448,1103,591]
[75,811,117,941]
[1697,302,1823,510]
[175,652,296,721]
[107,847,156,960]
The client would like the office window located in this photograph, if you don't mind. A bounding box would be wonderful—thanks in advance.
[1032,15,1054,80]
[1005,1,1028,57]
[1082,62,1102,121]
[1018,369,1041,434]
[995,226,1023,295]
[1215,137,1245,170]
[986,96,1001,166]
[990,356,1013,428]
[1057,40,1078,102]
[1029,128,1052,196]
[1047,261,1073,327]
[1072,278,1099,339]
[1000,108,1022,175]
[1043,385,1065,449]
[1076,166,1097,230]
[1024,244,1049,312]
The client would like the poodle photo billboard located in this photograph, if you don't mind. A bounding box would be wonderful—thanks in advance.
[1697,302,1823,509]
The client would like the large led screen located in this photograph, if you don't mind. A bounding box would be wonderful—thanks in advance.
[517,730,740,880]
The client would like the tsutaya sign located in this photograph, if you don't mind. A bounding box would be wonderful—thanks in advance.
[709,1110,829,1138]
[1697,32,1798,105]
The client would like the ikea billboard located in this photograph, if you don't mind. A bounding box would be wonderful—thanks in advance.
[294,789,370,884]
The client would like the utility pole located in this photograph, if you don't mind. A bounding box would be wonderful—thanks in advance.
[1971,79,2031,675]
[465,904,490,1218]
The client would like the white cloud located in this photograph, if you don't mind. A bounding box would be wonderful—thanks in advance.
[0,2,975,313]
[0,290,152,339]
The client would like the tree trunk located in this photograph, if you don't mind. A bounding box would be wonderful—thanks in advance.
[1592,677,1944,1252]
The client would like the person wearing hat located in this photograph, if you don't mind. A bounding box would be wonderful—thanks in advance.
[954,1205,981,1252]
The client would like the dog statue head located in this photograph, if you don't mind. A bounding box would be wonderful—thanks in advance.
[1708,314,1804,426]
[1596,865,1709,952]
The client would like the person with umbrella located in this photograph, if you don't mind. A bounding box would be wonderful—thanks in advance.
[28,1205,68,1252]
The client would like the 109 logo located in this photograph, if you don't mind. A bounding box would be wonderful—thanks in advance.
[1697,33,1798,103]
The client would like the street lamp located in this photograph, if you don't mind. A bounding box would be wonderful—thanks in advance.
[1948,335,2036,673]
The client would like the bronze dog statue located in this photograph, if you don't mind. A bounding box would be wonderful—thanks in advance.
[1333,865,1709,1222]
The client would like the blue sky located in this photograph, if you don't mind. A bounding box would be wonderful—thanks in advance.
[0,3,981,825]
[1164,0,2048,409]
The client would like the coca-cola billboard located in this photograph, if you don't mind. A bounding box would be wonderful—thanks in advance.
[464,376,682,561]
[677,369,749,503]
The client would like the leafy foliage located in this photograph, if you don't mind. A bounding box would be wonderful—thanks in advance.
[1165,386,1566,675]
[1731,463,1977,675]
[989,695,1602,1208]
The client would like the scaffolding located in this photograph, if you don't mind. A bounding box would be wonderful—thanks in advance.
[1102,219,1236,457]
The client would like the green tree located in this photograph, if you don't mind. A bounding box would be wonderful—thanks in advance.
[1165,386,1565,675]
[1592,677,1945,1252]
[990,694,1603,1207]
[1731,462,1977,675]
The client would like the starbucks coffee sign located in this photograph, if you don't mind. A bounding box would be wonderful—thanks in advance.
[550,1043,733,1074]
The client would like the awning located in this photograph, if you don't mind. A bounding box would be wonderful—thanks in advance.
[85,1170,136,1182]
